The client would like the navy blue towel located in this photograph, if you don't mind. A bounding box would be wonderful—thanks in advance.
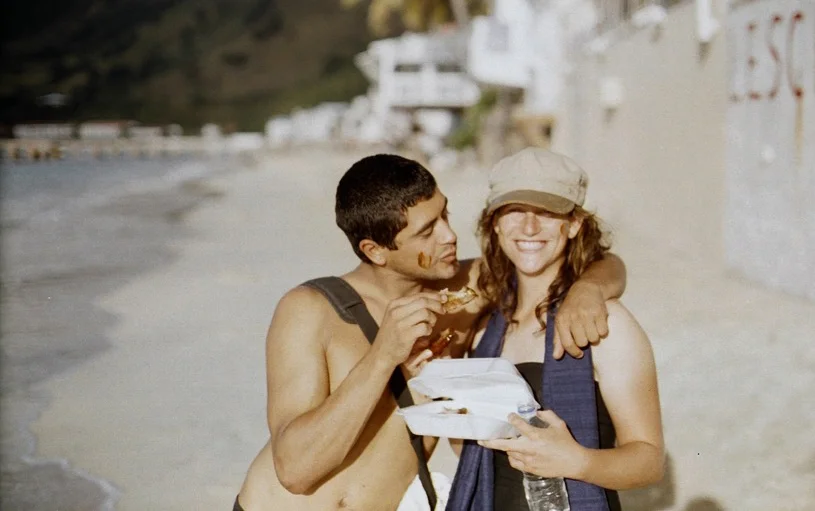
[446,309,610,511]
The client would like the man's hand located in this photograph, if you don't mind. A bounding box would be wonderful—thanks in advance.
[373,292,445,368]
[402,347,434,379]
[404,328,457,378]
[553,281,609,359]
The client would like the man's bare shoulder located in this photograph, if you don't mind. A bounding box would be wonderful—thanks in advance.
[275,285,335,315]
[267,285,340,342]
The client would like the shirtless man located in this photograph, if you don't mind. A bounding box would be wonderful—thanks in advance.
[235,154,626,511]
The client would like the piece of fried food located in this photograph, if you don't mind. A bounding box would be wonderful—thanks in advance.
[441,406,468,415]
[441,286,478,313]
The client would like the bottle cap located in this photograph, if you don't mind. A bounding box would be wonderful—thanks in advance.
[517,402,537,415]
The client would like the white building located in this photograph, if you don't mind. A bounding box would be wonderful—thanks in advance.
[467,0,597,146]
[226,132,265,153]
[78,121,134,140]
[266,102,352,147]
[265,116,293,147]
[353,29,481,147]
[356,30,481,116]
[129,126,164,139]
[201,123,223,139]
[338,95,374,143]
[12,123,74,140]
[291,102,349,143]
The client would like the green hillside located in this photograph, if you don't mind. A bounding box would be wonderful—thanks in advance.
[0,0,374,131]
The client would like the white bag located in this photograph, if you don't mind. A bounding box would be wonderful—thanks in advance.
[397,472,451,511]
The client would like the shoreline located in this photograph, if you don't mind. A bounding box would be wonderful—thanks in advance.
[1,155,241,510]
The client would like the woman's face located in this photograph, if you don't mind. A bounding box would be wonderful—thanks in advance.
[494,204,582,277]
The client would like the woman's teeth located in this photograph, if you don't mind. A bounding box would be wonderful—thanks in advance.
[516,240,545,251]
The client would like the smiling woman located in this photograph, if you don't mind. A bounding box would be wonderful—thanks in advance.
[448,148,663,511]
[476,149,609,323]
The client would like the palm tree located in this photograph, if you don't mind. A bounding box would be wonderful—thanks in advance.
[341,0,482,36]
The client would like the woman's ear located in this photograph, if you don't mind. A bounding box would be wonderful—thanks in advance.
[359,239,387,266]
[567,215,584,239]
[493,216,502,235]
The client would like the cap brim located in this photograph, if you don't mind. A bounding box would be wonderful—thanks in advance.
[487,190,575,215]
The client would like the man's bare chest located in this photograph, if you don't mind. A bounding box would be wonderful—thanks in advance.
[322,320,379,391]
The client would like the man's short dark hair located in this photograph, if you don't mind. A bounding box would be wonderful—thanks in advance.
[336,154,437,263]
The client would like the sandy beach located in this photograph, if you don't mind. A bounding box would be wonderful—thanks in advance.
[3,146,814,510]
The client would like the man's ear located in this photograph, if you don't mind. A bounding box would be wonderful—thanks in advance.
[359,239,387,266]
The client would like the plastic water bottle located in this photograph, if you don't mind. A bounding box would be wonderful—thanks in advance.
[516,403,570,511]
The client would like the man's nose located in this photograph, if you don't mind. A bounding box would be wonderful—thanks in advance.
[439,219,457,244]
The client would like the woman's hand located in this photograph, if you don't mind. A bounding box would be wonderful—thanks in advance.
[478,410,588,480]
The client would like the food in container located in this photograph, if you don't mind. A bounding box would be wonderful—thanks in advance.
[398,358,539,440]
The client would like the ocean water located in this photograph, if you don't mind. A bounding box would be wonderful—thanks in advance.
[0,155,232,510]
[2,156,220,231]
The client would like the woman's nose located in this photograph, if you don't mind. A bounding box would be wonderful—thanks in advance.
[521,212,541,234]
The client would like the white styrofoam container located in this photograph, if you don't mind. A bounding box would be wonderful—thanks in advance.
[398,358,539,440]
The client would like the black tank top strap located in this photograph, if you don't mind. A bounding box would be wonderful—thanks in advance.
[301,277,378,341]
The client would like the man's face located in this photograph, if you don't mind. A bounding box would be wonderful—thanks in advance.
[386,189,459,280]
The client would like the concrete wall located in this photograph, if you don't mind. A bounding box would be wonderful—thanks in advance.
[552,0,814,300]
[725,0,815,300]
[553,1,729,267]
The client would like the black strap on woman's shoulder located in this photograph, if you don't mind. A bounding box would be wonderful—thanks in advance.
[301,276,437,509]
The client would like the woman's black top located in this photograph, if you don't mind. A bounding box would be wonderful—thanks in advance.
[492,362,622,511]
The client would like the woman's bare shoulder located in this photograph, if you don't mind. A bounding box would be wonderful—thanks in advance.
[587,301,658,405]
[592,299,653,362]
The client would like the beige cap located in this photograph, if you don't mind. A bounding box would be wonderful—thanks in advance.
[487,147,588,215]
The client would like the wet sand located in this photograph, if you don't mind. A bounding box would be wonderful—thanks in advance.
[0,156,234,510]
[4,146,815,510]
